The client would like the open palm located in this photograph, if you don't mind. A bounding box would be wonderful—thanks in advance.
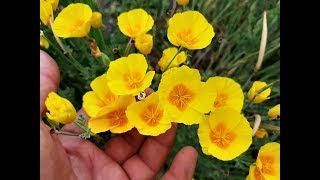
[40,50,198,180]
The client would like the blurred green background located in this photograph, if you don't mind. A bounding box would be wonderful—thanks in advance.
[41,0,280,179]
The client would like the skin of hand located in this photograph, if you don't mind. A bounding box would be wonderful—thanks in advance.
[40,50,198,180]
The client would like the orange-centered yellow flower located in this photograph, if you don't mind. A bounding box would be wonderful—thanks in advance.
[205,76,244,112]
[268,104,280,120]
[135,34,153,55]
[90,12,103,28]
[45,92,77,124]
[176,0,189,6]
[40,0,53,26]
[167,11,215,50]
[83,74,118,117]
[52,3,93,38]
[88,95,136,133]
[158,47,187,72]
[198,108,252,161]
[247,81,271,104]
[247,142,280,180]
[126,92,172,136]
[107,53,155,96]
[117,9,154,38]
[158,65,215,125]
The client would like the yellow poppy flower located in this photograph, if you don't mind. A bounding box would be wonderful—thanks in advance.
[134,34,153,55]
[247,81,271,104]
[83,74,118,117]
[126,92,172,136]
[167,11,215,50]
[158,65,215,125]
[205,76,244,112]
[268,104,280,120]
[46,0,59,11]
[88,95,136,133]
[176,0,189,6]
[255,128,268,139]
[91,12,102,28]
[198,108,252,161]
[107,53,155,96]
[247,142,280,180]
[52,3,93,38]
[45,92,77,124]
[40,0,53,26]
[117,9,154,38]
[158,47,187,72]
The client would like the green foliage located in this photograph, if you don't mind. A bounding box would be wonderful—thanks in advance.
[41,0,280,179]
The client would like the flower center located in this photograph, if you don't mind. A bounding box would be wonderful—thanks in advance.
[210,123,236,149]
[177,29,197,45]
[140,104,163,127]
[213,93,228,108]
[123,72,143,90]
[68,19,85,33]
[106,109,127,126]
[127,25,141,36]
[97,92,117,107]
[168,84,194,111]
[260,156,275,175]
[253,167,264,180]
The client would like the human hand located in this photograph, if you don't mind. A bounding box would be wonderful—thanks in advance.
[40,50,198,180]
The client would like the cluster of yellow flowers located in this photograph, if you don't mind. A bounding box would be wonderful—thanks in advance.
[42,1,279,175]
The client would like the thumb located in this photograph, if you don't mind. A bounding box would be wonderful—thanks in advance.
[40,50,60,117]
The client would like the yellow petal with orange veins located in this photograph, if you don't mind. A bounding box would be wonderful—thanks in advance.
[117,9,154,38]
[167,11,215,50]
[83,74,118,117]
[126,92,172,136]
[52,3,92,38]
[107,53,154,96]
[88,95,135,133]
[256,142,280,179]
[158,65,214,125]
[205,76,244,112]
[198,108,252,161]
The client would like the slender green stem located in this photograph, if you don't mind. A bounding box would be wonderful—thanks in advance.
[97,29,107,53]
[50,19,68,54]
[192,0,196,10]
[73,120,87,132]
[47,25,91,77]
[55,131,80,137]
[73,121,104,141]
[124,38,134,56]
[243,73,254,90]
[243,80,279,111]
[46,38,85,74]
[163,46,184,71]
